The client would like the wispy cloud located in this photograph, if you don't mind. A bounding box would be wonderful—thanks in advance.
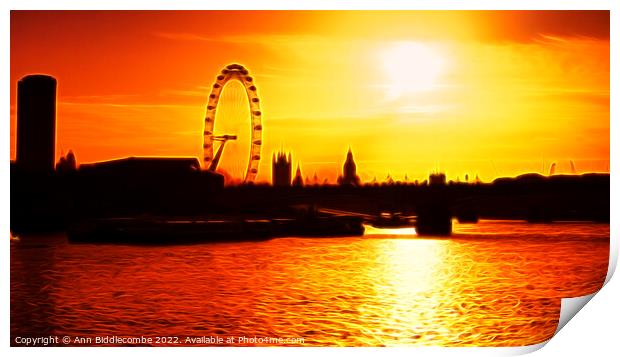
[159,86,210,98]
[154,32,215,42]
[61,94,142,101]
[59,101,198,110]
[154,31,327,47]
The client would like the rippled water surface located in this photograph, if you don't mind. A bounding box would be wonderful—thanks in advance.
[11,221,609,346]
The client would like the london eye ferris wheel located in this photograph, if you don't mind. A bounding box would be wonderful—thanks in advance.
[202,64,263,183]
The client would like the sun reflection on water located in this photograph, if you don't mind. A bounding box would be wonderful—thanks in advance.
[363,224,417,236]
[364,238,451,345]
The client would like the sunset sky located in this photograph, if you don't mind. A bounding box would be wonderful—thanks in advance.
[10,11,610,183]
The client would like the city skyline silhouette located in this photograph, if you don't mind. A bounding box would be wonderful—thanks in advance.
[9,11,610,183]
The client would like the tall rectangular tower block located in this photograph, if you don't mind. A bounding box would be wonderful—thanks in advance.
[16,74,57,172]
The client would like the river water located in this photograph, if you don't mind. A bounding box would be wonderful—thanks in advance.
[10,221,609,346]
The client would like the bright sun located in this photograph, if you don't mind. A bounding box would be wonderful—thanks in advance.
[381,42,446,100]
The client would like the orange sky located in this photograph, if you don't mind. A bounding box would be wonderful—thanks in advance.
[10,11,610,183]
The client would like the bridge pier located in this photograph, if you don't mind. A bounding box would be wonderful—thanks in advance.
[416,201,452,236]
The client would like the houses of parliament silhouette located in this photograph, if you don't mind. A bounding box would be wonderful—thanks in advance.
[10,72,610,240]
[272,147,361,188]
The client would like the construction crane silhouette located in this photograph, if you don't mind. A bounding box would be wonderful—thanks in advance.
[208,135,237,172]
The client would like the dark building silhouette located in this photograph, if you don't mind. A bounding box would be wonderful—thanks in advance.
[16,75,57,172]
[78,156,202,177]
[429,172,446,186]
[56,150,77,174]
[292,164,304,187]
[272,150,292,187]
[338,147,361,186]
[67,156,223,220]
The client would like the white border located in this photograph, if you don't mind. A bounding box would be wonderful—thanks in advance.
[3,1,617,357]
[0,1,615,11]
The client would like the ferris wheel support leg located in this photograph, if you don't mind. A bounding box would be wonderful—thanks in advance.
[209,137,235,172]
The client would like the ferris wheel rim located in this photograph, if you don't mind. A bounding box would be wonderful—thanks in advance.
[203,63,262,183]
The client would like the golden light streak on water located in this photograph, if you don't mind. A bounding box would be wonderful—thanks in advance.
[365,239,449,346]
[363,224,417,236]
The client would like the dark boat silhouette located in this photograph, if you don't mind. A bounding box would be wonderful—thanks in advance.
[68,213,365,245]
[369,212,415,228]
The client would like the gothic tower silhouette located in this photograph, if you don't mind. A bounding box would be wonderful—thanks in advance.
[292,163,304,187]
[272,150,292,187]
[338,147,361,186]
